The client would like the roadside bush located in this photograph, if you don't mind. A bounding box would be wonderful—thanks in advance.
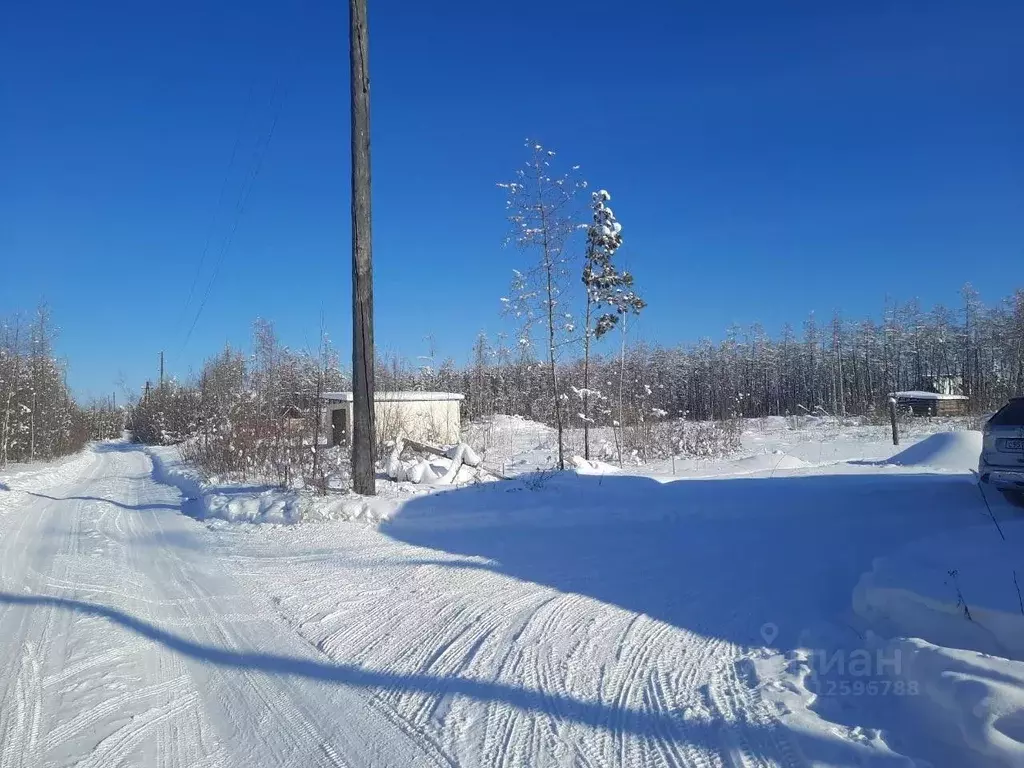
[130,321,346,492]
[127,383,199,446]
[623,417,742,461]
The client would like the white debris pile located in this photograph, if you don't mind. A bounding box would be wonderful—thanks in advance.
[384,438,496,485]
[570,456,621,475]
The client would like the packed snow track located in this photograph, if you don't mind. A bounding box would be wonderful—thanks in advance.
[1,444,487,767]
[0,440,995,766]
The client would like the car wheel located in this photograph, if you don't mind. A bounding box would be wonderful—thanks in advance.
[1001,490,1024,509]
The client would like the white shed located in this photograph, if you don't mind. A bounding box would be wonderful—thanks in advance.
[322,391,465,446]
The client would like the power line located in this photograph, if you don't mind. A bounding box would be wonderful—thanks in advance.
[171,86,256,341]
[177,74,289,359]
[168,0,309,375]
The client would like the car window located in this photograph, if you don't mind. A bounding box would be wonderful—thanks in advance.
[990,400,1024,426]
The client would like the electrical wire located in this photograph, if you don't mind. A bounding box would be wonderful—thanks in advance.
[171,86,255,341]
[176,73,289,361]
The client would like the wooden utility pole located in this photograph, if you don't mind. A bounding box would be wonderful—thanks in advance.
[350,0,376,495]
[159,351,164,387]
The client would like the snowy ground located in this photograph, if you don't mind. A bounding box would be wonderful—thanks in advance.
[0,420,1021,766]
[464,412,985,480]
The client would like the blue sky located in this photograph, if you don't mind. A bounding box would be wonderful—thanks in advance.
[1,0,1020,399]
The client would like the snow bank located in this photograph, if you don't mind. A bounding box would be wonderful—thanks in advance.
[147,445,204,499]
[758,516,1024,767]
[853,521,1024,660]
[839,509,1024,766]
[463,414,558,476]
[300,492,405,525]
[0,448,97,514]
[731,450,810,474]
[483,414,556,435]
[884,636,1024,766]
[147,446,303,524]
[772,629,1024,767]
[147,445,408,525]
[205,491,303,525]
[885,431,982,472]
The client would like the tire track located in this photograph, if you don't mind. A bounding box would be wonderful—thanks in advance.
[3,441,832,767]
[43,676,190,752]
[75,691,201,768]
[0,641,43,768]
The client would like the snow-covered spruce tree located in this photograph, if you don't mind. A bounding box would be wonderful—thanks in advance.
[580,189,644,459]
[498,141,585,470]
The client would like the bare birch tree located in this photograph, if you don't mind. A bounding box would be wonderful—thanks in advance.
[498,140,585,470]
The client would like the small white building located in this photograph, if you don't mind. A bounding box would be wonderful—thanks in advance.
[322,391,464,446]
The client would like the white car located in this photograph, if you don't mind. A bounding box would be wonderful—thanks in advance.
[979,396,1024,505]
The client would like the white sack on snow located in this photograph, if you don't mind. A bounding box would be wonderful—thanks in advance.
[385,439,407,481]
[438,445,468,484]
[407,459,438,484]
[446,443,482,467]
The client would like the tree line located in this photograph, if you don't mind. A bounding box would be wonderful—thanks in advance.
[450,285,1023,429]
[9,286,1020,475]
[122,282,1021,484]
[0,305,123,466]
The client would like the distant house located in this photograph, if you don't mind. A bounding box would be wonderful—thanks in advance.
[891,374,969,416]
[321,391,464,446]
[892,390,970,416]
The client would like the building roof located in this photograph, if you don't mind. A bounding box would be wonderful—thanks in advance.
[321,391,464,403]
[892,390,969,401]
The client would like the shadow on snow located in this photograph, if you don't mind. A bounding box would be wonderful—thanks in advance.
[26,491,179,513]
[381,470,1004,652]
[378,470,1016,764]
[1,589,789,752]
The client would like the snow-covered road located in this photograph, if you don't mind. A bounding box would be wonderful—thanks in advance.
[0,440,997,766]
[0,444,492,767]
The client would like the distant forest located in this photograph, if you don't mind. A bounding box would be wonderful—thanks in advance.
[5,284,1021,469]
[439,284,1024,426]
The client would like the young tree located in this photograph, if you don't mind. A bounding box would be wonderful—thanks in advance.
[830,311,845,417]
[580,189,644,459]
[498,141,585,470]
[0,316,23,466]
[468,332,492,421]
